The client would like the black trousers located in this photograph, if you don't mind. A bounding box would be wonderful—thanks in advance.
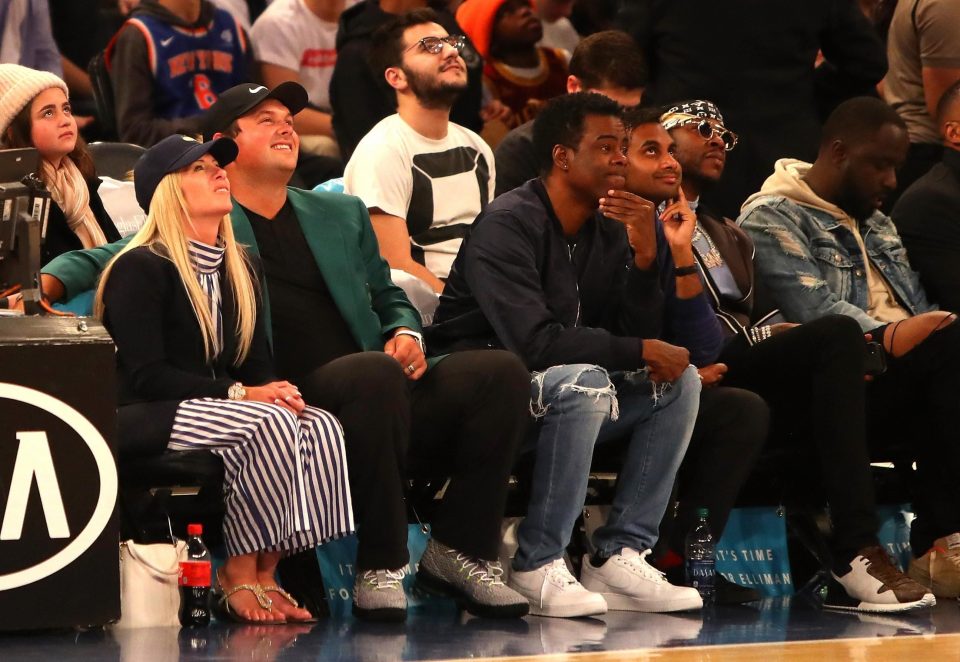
[718,314,878,562]
[298,350,530,570]
[670,386,769,554]
[868,318,960,554]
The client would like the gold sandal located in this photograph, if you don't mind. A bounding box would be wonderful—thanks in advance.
[215,570,278,624]
[259,584,318,622]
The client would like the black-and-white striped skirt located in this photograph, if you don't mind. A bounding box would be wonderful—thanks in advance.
[168,398,354,557]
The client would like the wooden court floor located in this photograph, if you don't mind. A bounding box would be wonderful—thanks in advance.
[445,632,960,662]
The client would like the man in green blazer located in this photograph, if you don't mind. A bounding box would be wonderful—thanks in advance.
[41,82,531,623]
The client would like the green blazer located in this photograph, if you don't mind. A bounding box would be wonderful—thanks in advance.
[46,187,428,359]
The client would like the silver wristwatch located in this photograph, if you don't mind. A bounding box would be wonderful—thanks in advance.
[227,382,246,401]
[394,329,426,355]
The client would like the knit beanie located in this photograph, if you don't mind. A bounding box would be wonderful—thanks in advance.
[0,63,69,137]
[456,0,513,61]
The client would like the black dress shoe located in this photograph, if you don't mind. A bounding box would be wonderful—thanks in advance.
[714,573,761,605]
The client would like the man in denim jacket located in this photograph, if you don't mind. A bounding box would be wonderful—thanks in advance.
[740,96,960,600]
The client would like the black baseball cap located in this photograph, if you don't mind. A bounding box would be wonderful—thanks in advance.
[134,134,239,212]
[201,81,309,140]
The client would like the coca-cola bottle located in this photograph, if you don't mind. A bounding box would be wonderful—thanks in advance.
[178,523,212,627]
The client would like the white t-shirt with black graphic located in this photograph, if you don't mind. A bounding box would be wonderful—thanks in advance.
[344,114,495,279]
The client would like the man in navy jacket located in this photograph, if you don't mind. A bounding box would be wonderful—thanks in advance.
[429,93,712,617]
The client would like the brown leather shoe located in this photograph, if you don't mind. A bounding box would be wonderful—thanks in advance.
[909,533,960,598]
[824,545,935,613]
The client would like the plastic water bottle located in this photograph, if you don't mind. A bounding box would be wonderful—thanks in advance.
[179,523,212,627]
[685,507,715,603]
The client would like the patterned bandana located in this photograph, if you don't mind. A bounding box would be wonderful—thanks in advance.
[660,100,725,130]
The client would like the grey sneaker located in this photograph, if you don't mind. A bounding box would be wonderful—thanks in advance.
[352,568,407,622]
[416,539,530,619]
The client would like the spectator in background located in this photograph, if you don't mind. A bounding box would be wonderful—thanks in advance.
[892,81,960,312]
[620,0,887,220]
[0,0,62,75]
[106,0,251,146]
[121,0,267,28]
[494,29,644,196]
[739,97,960,599]
[457,0,567,134]
[251,0,356,157]
[883,0,960,209]
[47,0,105,118]
[344,9,494,292]
[569,0,614,35]
[534,0,578,56]
[330,0,485,161]
[0,64,120,265]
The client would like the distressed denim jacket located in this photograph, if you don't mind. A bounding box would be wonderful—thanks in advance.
[739,196,935,331]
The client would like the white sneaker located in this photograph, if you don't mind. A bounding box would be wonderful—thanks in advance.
[508,558,607,618]
[580,548,703,612]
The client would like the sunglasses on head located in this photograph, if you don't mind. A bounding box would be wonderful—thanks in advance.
[681,119,738,151]
[404,34,466,55]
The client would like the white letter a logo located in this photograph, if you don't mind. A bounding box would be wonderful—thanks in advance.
[1,432,70,540]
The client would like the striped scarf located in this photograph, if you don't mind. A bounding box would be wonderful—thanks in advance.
[187,239,226,356]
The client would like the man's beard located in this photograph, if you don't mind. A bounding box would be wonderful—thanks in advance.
[404,66,466,110]
[839,195,876,222]
[684,160,722,193]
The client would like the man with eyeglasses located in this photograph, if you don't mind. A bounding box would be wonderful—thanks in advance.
[330,0,488,162]
[661,100,935,613]
[343,9,494,294]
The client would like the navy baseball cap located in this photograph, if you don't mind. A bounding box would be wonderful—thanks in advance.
[201,81,309,140]
[134,134,239,212]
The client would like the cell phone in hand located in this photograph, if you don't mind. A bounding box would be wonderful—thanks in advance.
[865,341,887,376]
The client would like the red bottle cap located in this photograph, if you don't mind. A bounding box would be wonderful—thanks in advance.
[187,523,203,536]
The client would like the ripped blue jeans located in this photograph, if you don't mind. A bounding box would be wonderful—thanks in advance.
[514,364,701,572]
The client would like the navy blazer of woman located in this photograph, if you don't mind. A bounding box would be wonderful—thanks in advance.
[101,245,274,457]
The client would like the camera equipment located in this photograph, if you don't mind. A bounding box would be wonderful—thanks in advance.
[0,148,50,315]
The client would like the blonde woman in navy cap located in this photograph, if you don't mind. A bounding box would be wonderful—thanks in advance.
[94,134,354,624]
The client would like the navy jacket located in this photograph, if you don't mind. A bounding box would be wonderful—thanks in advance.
[427,179,723,371]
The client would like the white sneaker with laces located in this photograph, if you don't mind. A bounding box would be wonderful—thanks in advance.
[508,558,607,618]
[580,548,703,612]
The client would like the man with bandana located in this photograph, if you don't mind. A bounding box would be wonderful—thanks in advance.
[344,9,495,294]
[660,99,934,613]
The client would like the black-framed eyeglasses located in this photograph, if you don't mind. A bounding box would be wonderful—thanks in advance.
[404,34,466,55]
[682,119,738,151]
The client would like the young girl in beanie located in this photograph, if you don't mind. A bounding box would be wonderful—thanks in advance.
[0,63,120,265]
